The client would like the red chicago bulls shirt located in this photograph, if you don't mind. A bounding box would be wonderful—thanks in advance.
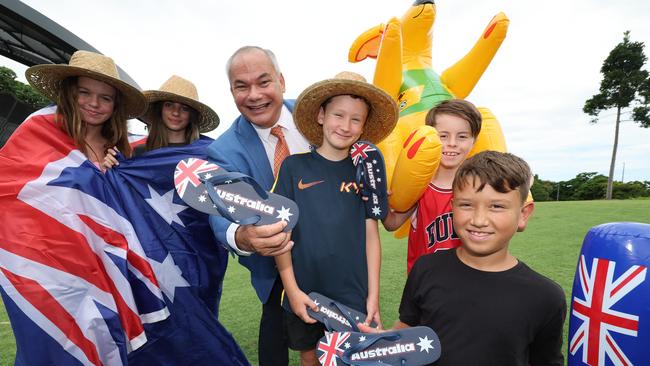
[407,184,460,273]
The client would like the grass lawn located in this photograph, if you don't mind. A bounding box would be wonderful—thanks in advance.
[1,199,649,365]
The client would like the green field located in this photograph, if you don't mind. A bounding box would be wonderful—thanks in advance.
[1,199,649,365]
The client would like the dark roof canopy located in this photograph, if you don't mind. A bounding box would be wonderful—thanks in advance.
[0,0,140,88]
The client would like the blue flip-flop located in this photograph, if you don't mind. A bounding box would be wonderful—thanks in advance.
[174,158,299,230]
[316,326,441,366]
[350,141,388,220]
[306,292,377,332]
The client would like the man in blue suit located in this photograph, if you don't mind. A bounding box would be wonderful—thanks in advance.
[207,46,310,366]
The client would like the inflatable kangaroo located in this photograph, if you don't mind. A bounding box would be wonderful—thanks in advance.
[349,0,510,234]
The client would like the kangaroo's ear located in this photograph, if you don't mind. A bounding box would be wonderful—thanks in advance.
[348,23,385,62]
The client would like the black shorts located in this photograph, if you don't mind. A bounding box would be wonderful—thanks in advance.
[283,309,326,351]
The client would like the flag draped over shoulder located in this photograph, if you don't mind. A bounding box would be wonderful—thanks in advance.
[0,107,249,365]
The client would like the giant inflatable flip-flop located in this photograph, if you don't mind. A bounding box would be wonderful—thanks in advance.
[174,158,299,231]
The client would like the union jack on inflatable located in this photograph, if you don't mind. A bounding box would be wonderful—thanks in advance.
[568,222,650,366]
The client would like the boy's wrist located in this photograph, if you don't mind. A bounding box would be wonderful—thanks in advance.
[283,283,301,297]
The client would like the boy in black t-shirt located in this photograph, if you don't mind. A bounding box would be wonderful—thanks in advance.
[361,150,566,366]
[273,71,398,366]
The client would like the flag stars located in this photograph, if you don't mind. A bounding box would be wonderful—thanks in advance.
[344,342,351,349]
[145,186,187,227]
[276,206,293,222]
[417,336,435,353]
[198,194,207,203]
[228,206,236,213]
[372,206,382,216]
[359,335,366,342]
[203,172,212,179]
[149,253,190,303]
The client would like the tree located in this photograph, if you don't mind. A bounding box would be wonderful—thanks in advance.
[0,66,49,109]
[584,31,650,199]
[574,174,607,200]
[530,174,553,201]
[612,181,650,199]
[0,66,18,94]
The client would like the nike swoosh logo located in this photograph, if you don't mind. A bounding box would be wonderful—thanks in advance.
[298,179,324,190]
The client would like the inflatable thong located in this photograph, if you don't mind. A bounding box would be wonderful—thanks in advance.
[349,1,509,236]
[568,222,650,366]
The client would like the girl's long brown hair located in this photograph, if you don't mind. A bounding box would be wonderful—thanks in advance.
[144,101,200,151]
[56,76,133,159]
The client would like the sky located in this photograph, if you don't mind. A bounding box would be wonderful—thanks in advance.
[3,0,650,182]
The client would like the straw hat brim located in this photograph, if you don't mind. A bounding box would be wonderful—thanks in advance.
[142,91,220,133]
[293,79,398,146]
[25,64,147,119]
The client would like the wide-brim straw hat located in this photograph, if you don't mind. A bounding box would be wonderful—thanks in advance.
[142,75,219,133]
[294,71,398,146]
[25,50,146,119]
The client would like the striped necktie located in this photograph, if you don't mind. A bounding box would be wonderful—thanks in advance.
[270,125,289,177]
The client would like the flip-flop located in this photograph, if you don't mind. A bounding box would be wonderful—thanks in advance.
[316,326,441,366]
[174,158,299,231]
[306,292,377,332]
[350,141,389,220]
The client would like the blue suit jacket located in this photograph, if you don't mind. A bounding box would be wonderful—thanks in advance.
[207,100,295,304]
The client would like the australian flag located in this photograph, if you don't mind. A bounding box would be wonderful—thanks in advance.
[0,107,249,365]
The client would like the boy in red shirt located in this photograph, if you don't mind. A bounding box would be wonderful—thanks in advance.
[383,99,482,272]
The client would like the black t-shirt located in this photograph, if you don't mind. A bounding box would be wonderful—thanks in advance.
[273,151,369,312]
[400,249,566,366]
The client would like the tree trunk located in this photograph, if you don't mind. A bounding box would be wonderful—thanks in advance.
[606,107,621,199]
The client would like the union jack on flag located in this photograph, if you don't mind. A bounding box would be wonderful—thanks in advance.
[569,255,647,366]
[350,142,376,166]
[0,107,248,365]
[317,331,351,366]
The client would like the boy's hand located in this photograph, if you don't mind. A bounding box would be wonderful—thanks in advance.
[357,323,382,334]
[101,147,119,170]
[287,289,318,324]
[365,297,383,330]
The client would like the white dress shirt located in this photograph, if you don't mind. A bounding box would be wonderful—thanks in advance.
[226,105,311,255]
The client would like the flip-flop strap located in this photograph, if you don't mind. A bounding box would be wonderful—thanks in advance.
[328,301,361,332]
[340,331,402,365]
[204,172,269,199]
[202,172,267,225]
[355,163,372,198]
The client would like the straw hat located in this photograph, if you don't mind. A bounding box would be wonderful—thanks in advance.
[142,75,219,133]
[293,71,398,146]
[25,50,146,119]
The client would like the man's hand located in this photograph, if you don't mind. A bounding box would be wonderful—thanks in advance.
[235,220,293,256]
